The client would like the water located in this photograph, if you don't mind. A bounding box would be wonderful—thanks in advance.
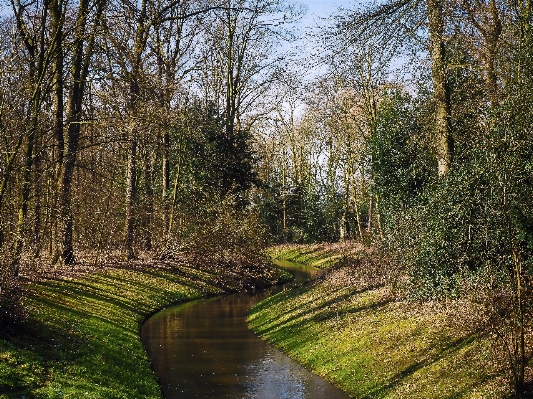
[140,261,351,399]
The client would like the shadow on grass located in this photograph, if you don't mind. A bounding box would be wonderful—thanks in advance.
[251,279,500,399]
[0,306,85,398]
[251,284,385,336]
[362,334,479,398]
[0,265,238,399]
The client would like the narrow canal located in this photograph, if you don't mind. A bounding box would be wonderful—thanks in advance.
[140,261,351,399]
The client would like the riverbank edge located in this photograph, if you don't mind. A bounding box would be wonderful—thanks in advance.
[0,259,291,399]
[249,243,514,398]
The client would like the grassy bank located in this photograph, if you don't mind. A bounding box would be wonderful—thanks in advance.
[249,244,512,399]
[0,259,288,399]
[265,243,355,269]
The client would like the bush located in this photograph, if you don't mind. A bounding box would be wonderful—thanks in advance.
[0,276,27,333]
[159,195,278,289]
[382,88,533,391]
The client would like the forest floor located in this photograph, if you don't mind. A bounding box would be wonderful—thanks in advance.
[249,243,519,399]
[0,254,289,399]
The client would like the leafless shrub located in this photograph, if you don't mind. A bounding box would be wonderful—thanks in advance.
[158,197,279,290]
[0,251,28,332]
[319,247,401,296]
[447,266,533,394]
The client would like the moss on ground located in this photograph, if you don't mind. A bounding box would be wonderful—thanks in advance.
[0,262,288,399]
[249,244,511,399]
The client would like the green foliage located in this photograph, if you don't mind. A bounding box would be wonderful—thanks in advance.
[365,23,533,390]
[174,103,260,208]
[253,182,285,238]
[301,189,338,242]
[382,64,533,301]
[369,89,434,227]
[255,182,338,244]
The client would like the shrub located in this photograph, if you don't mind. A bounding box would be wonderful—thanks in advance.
[0,275,27,334]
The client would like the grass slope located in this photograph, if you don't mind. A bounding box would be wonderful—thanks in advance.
[0,261,288,399]
[249,244,511,399]
[265,243,351,269]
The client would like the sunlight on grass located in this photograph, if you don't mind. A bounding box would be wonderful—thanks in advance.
[265,243,352,269]
[0,262,286,398]
[250,246,511,399]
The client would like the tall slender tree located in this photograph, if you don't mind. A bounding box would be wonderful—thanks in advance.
[55,0,106,264]
[9,0,54,274]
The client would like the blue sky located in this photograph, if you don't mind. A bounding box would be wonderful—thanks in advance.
[295,0,360,36]
[300,0,358,23]
[302,1,347,18]
[290,1,357,68]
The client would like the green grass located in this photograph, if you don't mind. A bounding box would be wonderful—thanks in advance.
[265,243,350,269]
[249,245,511,399]
[0,262,288,399]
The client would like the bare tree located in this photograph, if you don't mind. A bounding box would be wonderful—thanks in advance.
[8,0,55,274]
[54,0,106,264]
[328,0,454,176]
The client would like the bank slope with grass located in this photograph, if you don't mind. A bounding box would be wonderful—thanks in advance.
[249,244,511,399]
[0,260,289,399]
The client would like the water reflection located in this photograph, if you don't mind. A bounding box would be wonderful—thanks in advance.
[141,262,350,399]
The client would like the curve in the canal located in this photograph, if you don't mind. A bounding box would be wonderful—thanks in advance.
[140,260,351,399]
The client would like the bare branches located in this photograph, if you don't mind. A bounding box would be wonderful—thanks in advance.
[326,0,425,58]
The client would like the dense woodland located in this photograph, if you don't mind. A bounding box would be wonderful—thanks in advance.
[2,0,533,393]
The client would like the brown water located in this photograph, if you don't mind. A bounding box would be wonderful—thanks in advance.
[140,261,351,399]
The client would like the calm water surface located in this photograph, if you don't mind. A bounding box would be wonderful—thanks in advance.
[141,261,351,399]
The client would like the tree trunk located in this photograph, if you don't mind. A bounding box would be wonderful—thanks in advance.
[55,0,104,265]
[51,0,65,167]
[10,2,50,274]
[57,119,79,264]
[49,0,64,262]
[122,0,147,260]
[463,0,502,105]
[367,194,373,233]
[123,134,137,260]
[486,0,502,103]
[427,0,453,176]
[0,135,24,249]
[339,213,346,241]
[167,134,184,242]
[355,202,363,240]
[11,120,37,275]
[162,129,171,232]
[32,140,42,258]
[142,150,154,251]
